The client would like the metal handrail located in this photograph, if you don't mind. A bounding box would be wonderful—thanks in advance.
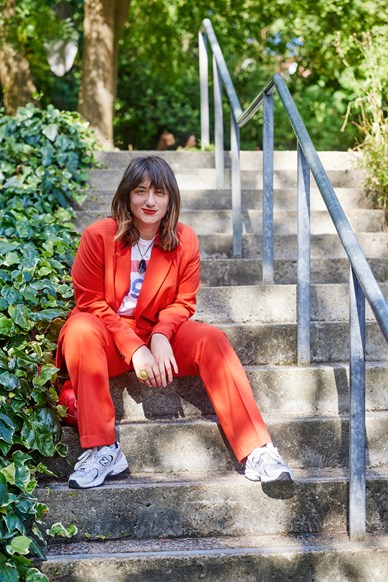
[199,18,388,542]
[199,19,242,121]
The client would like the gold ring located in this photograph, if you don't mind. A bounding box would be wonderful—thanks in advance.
[138,369,149,381]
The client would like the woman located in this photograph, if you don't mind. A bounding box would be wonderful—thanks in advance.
[56,156,292,489]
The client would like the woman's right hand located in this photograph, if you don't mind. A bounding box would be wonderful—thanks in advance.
[131,345,162,388]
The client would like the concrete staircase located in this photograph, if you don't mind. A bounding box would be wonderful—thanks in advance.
[40,151,388,580]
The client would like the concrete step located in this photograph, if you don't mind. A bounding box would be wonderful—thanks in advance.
[94,149,362,171]
[195,284,388,324]
[87,168,362,191]
[209,321,387,365]
[200,258,388,285]
[38,469,388,541]
[196,233,388,260]
[82,186,373,211]
[41,533,388,582]
[182,209,384,235]
[75,208,384,235]
[104,363,388,422]
[48,412,388,479]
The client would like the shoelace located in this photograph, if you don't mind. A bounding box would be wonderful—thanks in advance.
[252,446,282,466]
[74,448,96,471]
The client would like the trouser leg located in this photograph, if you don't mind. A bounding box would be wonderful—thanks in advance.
[57,312,131,448]
[171,320,271,462]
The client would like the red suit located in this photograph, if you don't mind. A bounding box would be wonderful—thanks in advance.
[56,218,270,461]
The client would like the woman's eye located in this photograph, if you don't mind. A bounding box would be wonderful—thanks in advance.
[156,190,166,197]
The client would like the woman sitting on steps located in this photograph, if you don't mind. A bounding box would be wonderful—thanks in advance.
[56,155,293,489]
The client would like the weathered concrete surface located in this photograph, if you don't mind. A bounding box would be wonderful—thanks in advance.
[194,284,388,324]
[105,363,388,421]
[38,472,387,541]
[195,233,388,260]
[47,413,388,479]
[87,168,363,191]
[41,533,388,582]
[94,149,362,171]
[200,258,388,286]
[207,321,387,365]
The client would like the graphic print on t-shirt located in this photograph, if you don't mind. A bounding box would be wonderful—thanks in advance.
[117,239,154,316]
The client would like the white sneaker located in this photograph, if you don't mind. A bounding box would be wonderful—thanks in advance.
[245,443,293,483]
[68,442,128,489]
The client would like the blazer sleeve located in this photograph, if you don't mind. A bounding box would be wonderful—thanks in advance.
[151,227,200,340]
[71,227,145,363]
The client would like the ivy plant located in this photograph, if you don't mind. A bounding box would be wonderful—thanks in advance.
[0,104,97,581]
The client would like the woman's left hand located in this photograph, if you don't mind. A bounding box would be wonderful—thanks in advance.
[150,333,178,388]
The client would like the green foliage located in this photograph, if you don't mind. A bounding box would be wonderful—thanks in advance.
[338,29,388,211]
[1,0,386,151]
[0,104,96,580]
[115,0,387,150]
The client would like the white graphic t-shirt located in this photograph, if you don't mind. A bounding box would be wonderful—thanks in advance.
[117,238,154,316]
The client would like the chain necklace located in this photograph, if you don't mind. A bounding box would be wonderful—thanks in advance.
[137,237,155,274]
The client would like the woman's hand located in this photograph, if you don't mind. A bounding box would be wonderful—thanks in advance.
[132,345,163,388]
[150,333,178,388]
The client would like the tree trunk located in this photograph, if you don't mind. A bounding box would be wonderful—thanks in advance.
[77,0,130,147]
[0,0,38,114]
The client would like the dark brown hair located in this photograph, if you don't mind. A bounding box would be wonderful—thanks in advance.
[111,156,180,250]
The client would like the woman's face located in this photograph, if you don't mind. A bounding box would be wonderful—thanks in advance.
[129,179,170,234]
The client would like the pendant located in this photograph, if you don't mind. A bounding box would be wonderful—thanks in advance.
[138,259,147,274]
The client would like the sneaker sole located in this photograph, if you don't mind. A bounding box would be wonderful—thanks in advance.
[68,455,129,489]
[245,470,293,483]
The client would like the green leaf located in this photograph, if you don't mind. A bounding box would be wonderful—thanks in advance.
[30,308,65,323]
[12,451,32,467]
[0,562,19,582]
[0,372,19,390]
[0,316,14,336]
[0,472,9,505]
[42,124,58,142]
[8,304,33,331]
[32,364,58,387]
[46,522,78,538]
[1,463,16,485]
[26,568,49,582]
[4,511,26,535]
[4,252,20,266]
[6,535,32,555]
[26,539,46,561]
[0,412,15,444]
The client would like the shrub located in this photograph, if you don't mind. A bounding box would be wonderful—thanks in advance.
[338,30,388,213]
[0,104,97,580]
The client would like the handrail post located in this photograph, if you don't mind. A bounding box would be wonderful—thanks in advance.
[199,30,210,149]
[297,143,311,364]
[213,55,224,189]
[349,266,366,541]
[262,91,274,284]
[230,113,242,258]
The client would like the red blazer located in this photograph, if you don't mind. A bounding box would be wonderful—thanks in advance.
[65,217,200,364]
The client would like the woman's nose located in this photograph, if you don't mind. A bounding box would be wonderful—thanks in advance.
[145,191,156,205]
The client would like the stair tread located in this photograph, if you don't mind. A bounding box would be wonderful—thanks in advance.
[46,531,388,559]
[41,465,388,490]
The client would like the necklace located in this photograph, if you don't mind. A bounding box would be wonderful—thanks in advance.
[137,237,155,274]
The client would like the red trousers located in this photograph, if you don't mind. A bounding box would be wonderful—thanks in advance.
[57,313,271,462]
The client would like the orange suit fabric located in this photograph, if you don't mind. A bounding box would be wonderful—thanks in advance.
[56,218,271,462]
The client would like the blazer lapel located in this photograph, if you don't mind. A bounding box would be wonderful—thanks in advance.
[134,245,174,318]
